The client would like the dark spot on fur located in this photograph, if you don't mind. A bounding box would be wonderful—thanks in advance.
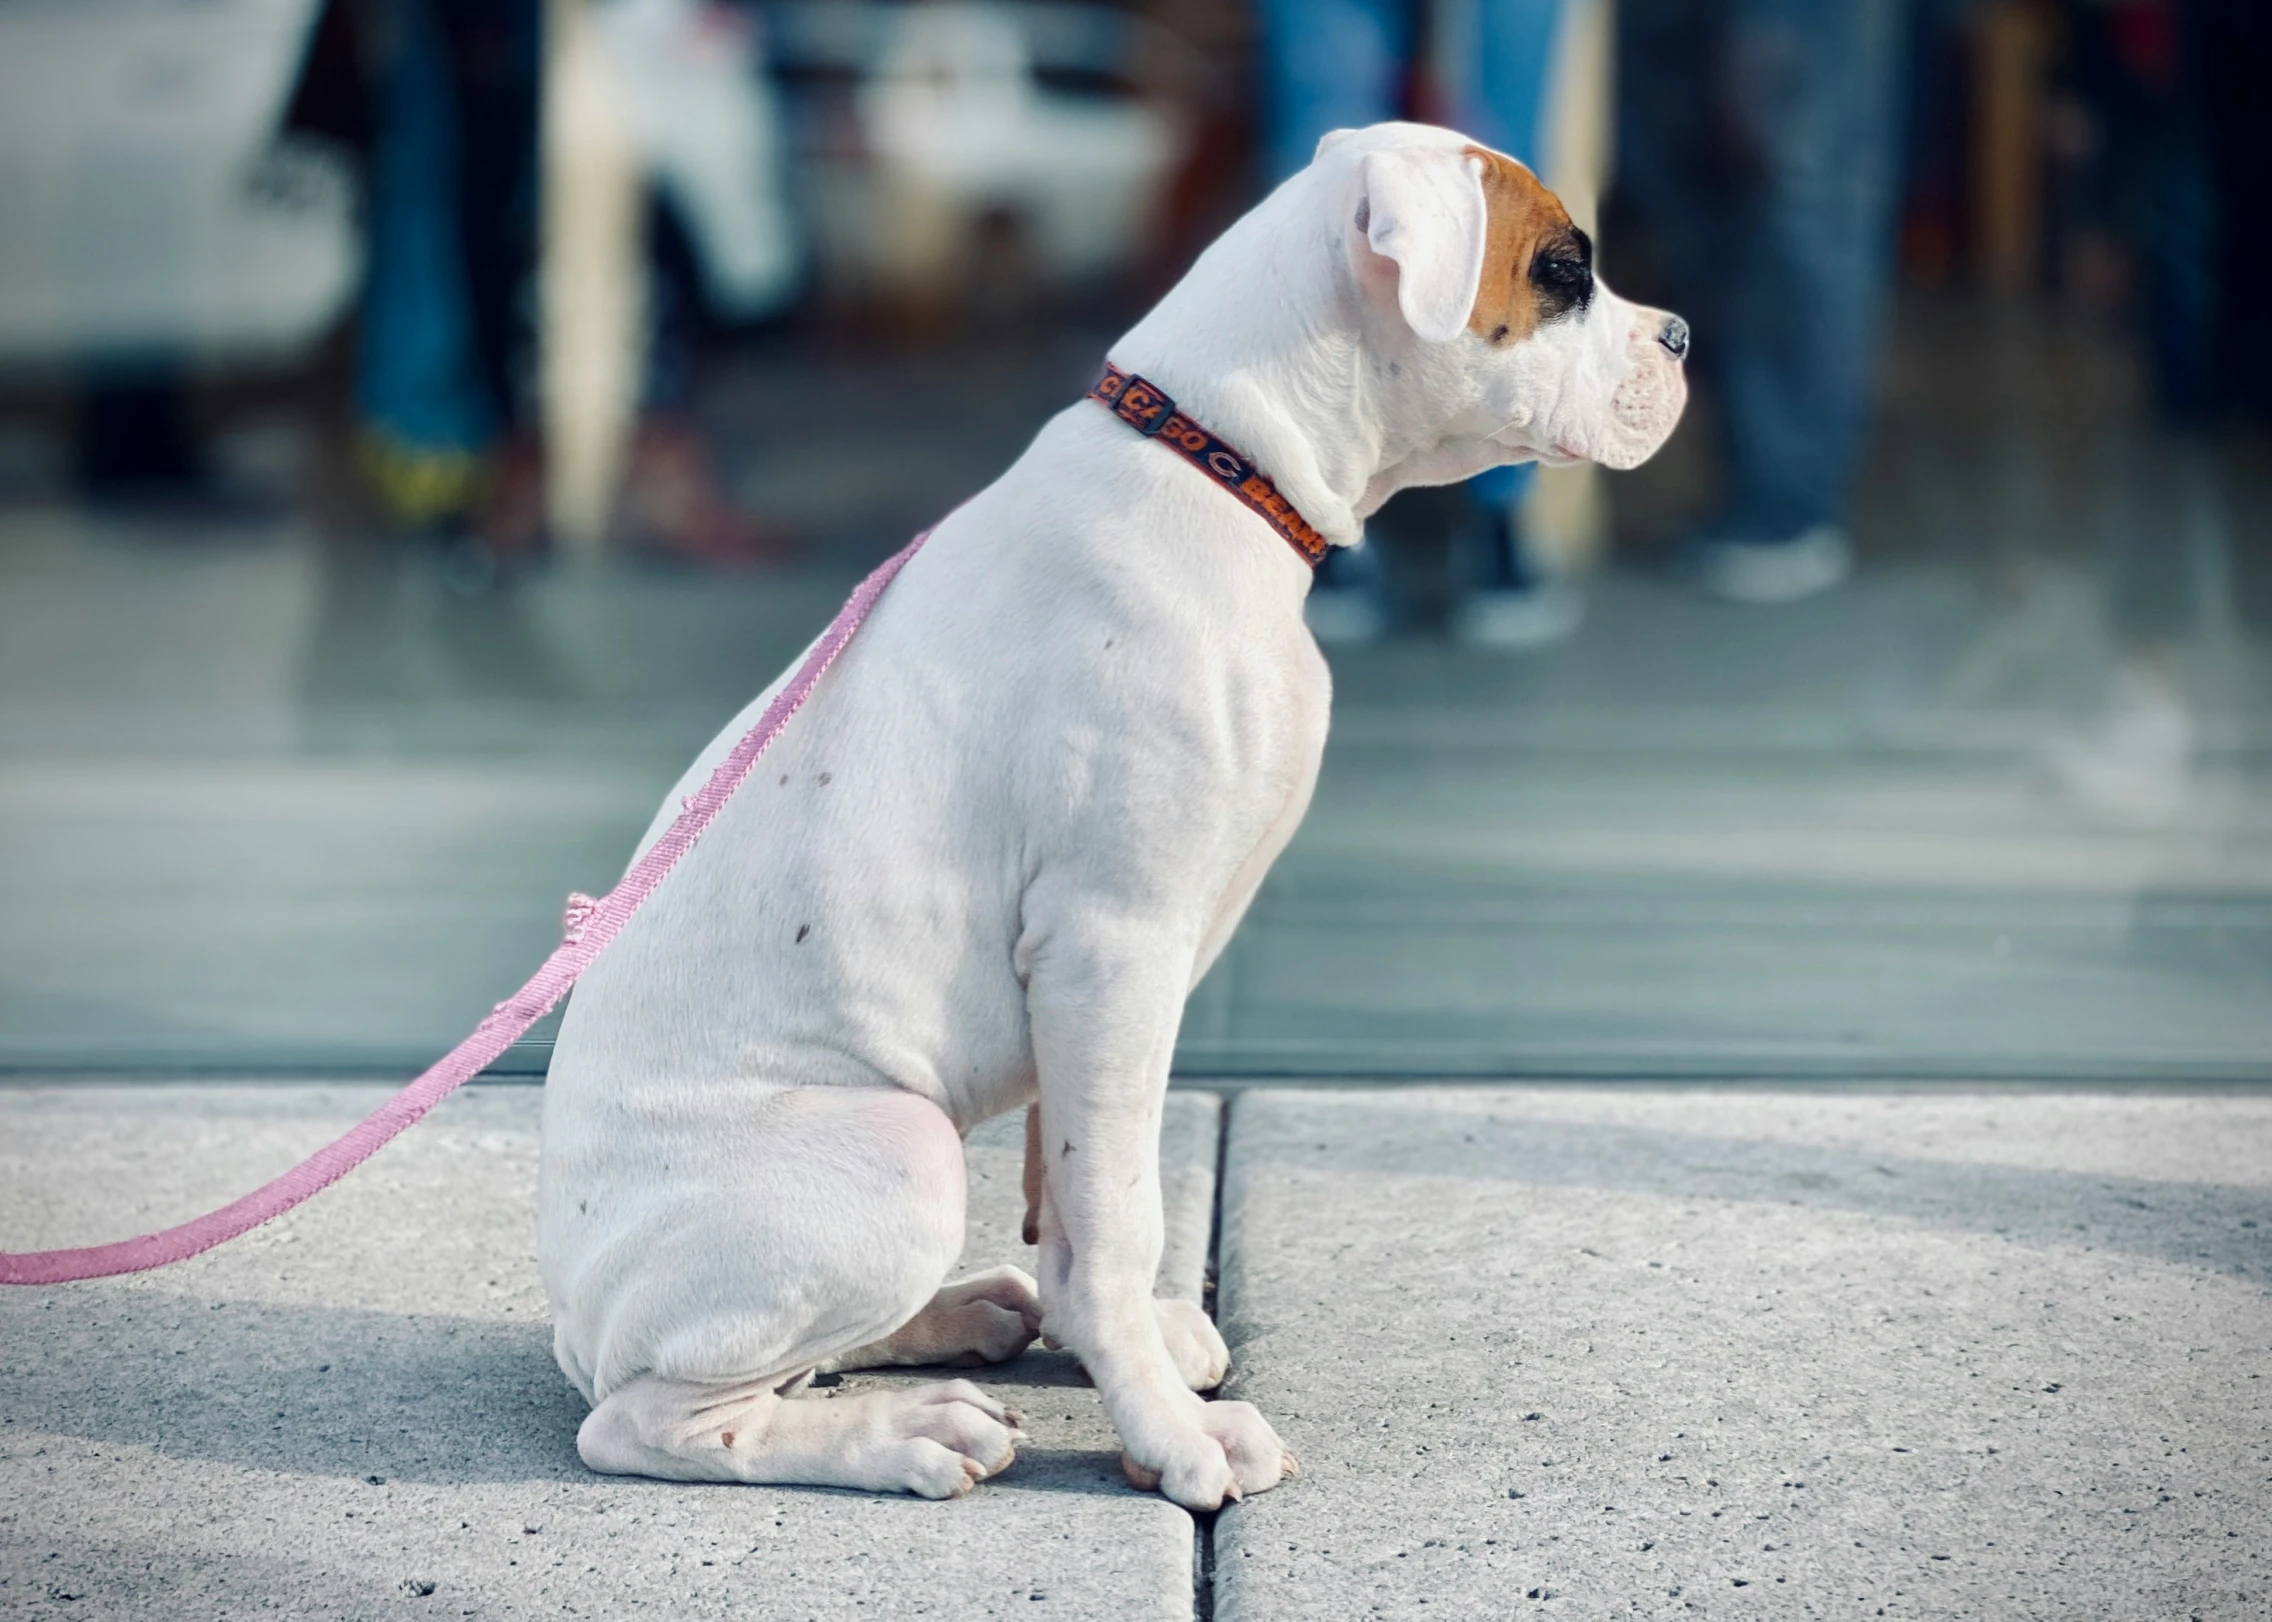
[795,924,811,943]
[779,775,788,786]
[1490,323,1509,342]
[720,1431,735,1448]
[817,772,831,786]
[577,1200,587,1214]
[1060,1140,1074,1156]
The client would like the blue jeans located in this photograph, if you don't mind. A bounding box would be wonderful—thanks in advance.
[1618,0,1907,540]
[1255,0,1563,515]
[356,0,493,457]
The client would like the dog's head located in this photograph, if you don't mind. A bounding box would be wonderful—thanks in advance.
[1321,123,1687,488]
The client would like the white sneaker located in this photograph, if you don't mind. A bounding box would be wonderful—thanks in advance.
[1686,524,1854,603]
[1305,583,1389,644]
[2046,665,2194,824]
[1451,579,1586,650]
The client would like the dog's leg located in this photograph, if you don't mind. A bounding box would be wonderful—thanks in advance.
[1025,1102,1230,1391]
[1026,942,1293,1510]
[818,1265,1043,1371]
[557,1084,1025,1494]
[579,1372,1023,1497]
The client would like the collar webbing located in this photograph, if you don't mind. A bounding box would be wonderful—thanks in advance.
[1087,364,1329,567]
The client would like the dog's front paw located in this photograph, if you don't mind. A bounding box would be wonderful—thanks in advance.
[1119,1401,1295,1510]
[1154,1298,1230,1390]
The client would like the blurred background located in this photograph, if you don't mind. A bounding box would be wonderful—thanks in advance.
[1,0,2266,1082]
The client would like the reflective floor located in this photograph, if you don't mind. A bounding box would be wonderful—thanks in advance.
[3,295,2269,1078]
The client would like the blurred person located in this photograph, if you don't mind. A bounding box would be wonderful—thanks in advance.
[1617,0,1909,602]
[549,0,804,562]
[343,0,538,552]
[290,0,780,577]
[1259,0,1585,647]
[2044,0,2272,820]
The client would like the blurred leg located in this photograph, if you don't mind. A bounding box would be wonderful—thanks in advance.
[1713,0,1907,541]
[2197,2,2272,633]
[1452,2,1567,642]
[1615,0,1732,364]
[1254,0,1412,185]
[357,0,494,522]
[1621,0,1904,598]
[442,0,541,436]
[2199,1,2272,418]
[1463,463,1538,575]
[1455,0,1561,164]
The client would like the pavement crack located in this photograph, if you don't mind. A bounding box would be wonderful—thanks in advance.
[1195,1088,1232,1622]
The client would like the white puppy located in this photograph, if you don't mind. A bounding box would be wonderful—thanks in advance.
[537,121,1686,1510]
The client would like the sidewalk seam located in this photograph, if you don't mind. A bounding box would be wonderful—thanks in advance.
[1191,1087,1233,1622]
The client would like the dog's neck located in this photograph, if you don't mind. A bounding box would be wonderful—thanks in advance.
[1108,164,1474,551]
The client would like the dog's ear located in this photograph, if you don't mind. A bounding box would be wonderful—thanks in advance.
[1355,146,1488,344]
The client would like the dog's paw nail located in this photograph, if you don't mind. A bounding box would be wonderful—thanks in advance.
[1281,1450,1301,1478]
[1222,1479,1243,1504]
[1003,1407,1025,1429]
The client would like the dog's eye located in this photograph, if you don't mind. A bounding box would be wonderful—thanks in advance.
[1528,250,1593,319]
[1528,225,1595,319]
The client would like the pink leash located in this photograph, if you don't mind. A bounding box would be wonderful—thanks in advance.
[1,531,930,1287]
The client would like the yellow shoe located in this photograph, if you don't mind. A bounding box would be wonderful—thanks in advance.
[355,428,486,527]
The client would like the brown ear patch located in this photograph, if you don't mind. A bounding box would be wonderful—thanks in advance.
[1463,146,1576,344]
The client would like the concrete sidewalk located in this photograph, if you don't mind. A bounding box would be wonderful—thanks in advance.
[0,1087,1216,1621]
[1213,1089,2272,1620]
[4,1083,2268,1620]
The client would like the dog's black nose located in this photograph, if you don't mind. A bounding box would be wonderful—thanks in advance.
[1657,315,1690,361]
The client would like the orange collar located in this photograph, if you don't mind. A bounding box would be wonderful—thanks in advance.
[1088,364,1329,566]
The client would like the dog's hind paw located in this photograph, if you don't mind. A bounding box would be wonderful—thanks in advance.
[575,1373,1023,1496]
[868,1380,1026,1497]
[823,1266,1043,1372]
